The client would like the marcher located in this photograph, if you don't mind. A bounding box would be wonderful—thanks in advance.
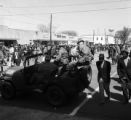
[77,39,93,62]
[117,50,131,104]
[9,44,15,66]
[0,46,4,73]
[13,46,21,66]
[96,53,111,105]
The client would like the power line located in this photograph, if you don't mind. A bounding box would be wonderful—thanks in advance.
[5,17,39,25]
[23,15,48,23]
[0,6,131,16]
[1,0,131,23]
[1,0,131,8]
[52,6,131,14]
[4,4,47,25]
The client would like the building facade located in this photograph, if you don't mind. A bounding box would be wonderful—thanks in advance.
[79,34,115,45]
[0,25,115,46]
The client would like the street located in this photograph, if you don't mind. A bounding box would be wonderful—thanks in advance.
[0,51,131,120]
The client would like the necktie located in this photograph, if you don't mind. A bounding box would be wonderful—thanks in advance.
[101,61,104,68]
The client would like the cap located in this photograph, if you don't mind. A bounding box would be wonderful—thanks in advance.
[77,39,84,44]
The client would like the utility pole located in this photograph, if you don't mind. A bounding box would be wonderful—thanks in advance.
[104,29,107,44]
[50,13,52,45]
[93,30,95,44]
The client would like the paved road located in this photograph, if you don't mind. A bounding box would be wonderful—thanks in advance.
[0,51,131,120]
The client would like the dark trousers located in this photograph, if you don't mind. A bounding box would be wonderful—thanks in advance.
[99,78,110,102]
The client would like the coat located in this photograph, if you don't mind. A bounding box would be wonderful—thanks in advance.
[117,57,131,79]
[96,60,111,83]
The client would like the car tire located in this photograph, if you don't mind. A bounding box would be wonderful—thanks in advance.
[46,85,67,106]
[1,81,16,100]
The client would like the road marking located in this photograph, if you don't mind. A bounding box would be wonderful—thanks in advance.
[69,71,117,116]
[69,87,99,116]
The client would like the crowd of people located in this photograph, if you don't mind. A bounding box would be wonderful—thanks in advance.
[0,40,94,72]
[0,40,131,105]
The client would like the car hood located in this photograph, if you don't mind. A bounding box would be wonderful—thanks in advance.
[4,66,24,76]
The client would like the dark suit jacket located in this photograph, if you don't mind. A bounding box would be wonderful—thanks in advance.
[96,60,111,83]
[126,58,131,79]
[117,57,131,79]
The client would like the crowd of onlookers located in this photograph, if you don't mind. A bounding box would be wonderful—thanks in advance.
[0,41,131,104]
[0,41,130,72]
[0,42,94,70]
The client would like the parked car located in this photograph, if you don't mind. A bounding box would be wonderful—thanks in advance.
[0,54,92,106]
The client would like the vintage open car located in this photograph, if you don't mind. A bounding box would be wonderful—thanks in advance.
[0,54,92,106]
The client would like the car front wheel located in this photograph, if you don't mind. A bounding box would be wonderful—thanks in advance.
[46,85,67,106]
[1,81,16,100]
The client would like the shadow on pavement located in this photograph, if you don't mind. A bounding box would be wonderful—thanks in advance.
[111,77,121,84]
[113,85,122,92]
[110,92,124,102]
[0,90,87,115]
[77,92,131,120]
[88,86,95,92]
[0,84,130,120]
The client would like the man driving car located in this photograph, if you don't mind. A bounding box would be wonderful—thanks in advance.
[29,54,58,85]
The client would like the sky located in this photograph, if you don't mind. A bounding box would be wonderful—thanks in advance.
[0,0,131,35]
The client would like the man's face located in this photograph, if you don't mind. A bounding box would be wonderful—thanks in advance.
[47,46,51,49]
[61,58,69,65]
[99,57,104,62]
[123,52,128,59]
[78,42,84,49]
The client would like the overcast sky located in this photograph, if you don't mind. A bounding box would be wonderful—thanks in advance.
[0,0,131,35]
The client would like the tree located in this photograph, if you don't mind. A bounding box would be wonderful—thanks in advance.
[60,30,78,36]
[115,27,131,49]
[108,29,114,33]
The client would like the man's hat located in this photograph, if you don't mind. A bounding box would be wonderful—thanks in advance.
[77,39,84,44]
[99,53,104,58]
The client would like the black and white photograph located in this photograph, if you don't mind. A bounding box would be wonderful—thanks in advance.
[0,0,131,120]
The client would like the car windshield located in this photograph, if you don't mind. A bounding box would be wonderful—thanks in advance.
[24,54,44,67]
